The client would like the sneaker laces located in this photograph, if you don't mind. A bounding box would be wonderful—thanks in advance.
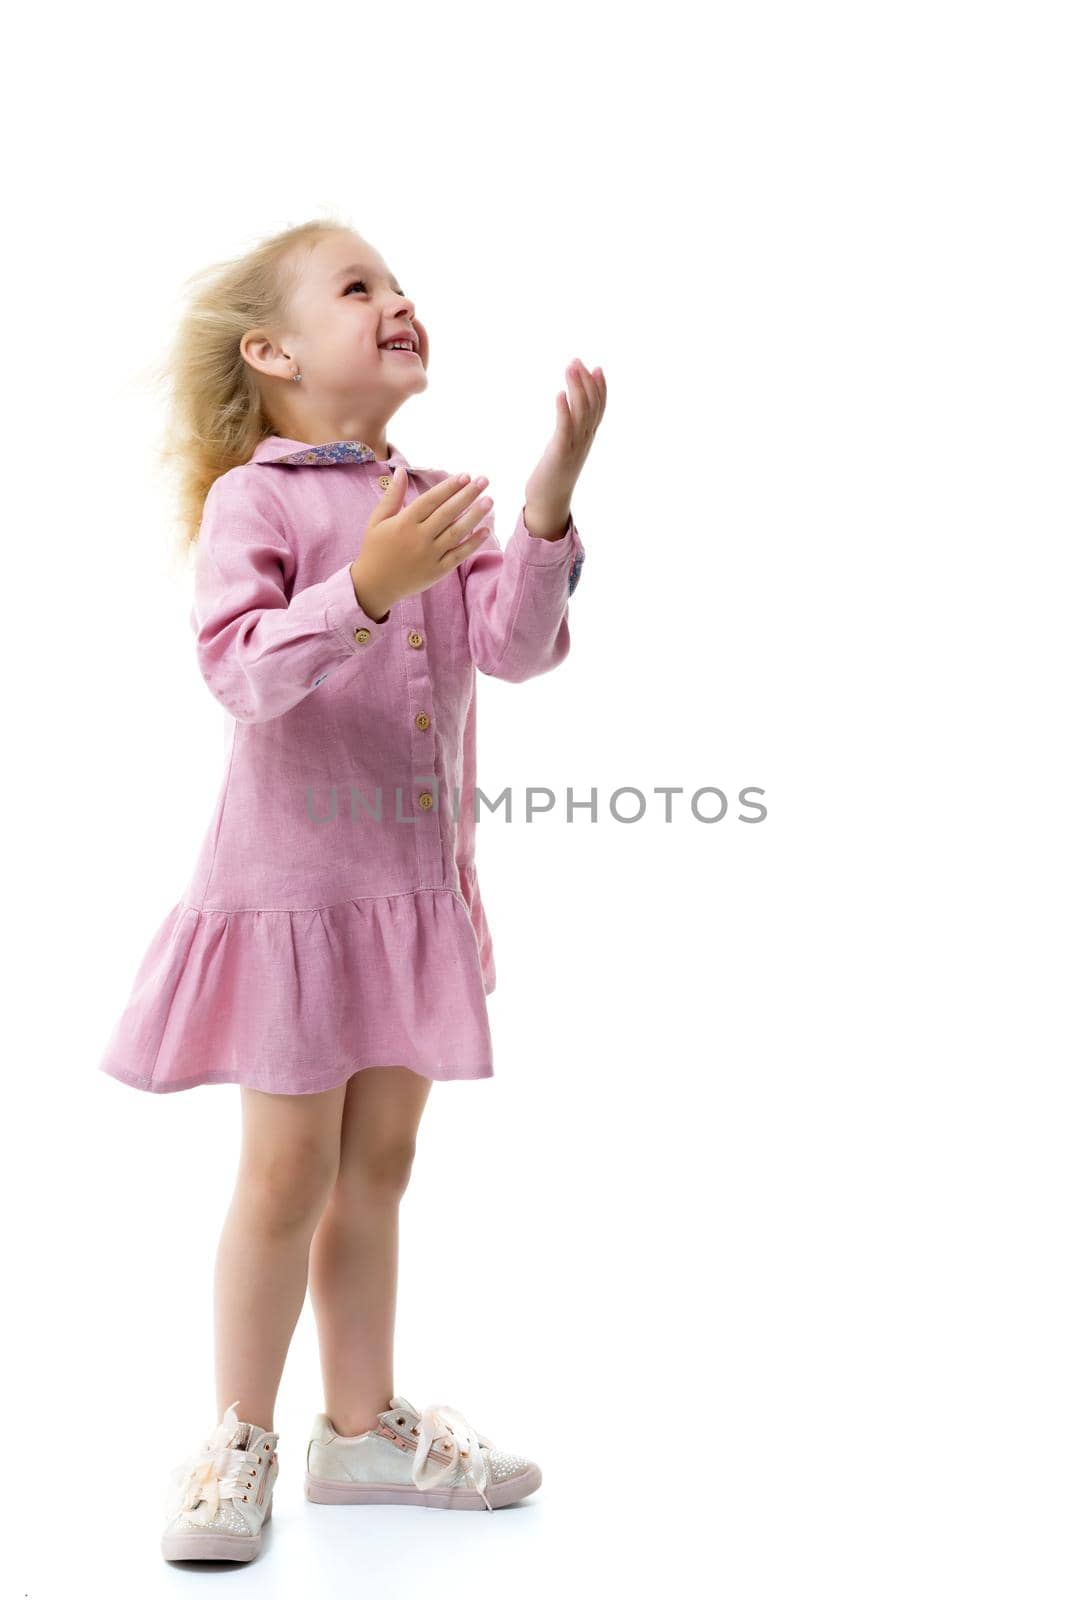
[410,1403,496,1511]
[164,1401,265,1527]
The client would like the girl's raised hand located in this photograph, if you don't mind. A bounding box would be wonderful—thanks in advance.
[523,359,606,539]
[349,469,494,620]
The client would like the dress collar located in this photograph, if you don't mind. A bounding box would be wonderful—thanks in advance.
[250,434,427,471]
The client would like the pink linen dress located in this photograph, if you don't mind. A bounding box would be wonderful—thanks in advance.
[97,433,586,1095]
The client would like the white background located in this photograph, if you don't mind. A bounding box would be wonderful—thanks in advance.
[3,1,1063,1595]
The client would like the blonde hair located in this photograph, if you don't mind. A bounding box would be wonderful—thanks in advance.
[149,216,352,562]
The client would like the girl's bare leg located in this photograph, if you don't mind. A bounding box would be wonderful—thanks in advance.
[307,1065,433,1436]
[213,1082,347,1430]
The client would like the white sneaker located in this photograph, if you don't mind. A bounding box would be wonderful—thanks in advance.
[305,1394,541,1511]
[160,1400,280,1562]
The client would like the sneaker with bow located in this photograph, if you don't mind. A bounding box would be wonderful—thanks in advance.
[304,1395,541,1510]
[160,1400,280,1562]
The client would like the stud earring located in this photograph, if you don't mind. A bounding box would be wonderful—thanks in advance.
[291,368,302,383]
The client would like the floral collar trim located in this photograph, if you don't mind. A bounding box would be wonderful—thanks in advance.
[250,434,430,472]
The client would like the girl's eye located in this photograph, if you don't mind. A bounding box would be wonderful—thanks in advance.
[343,279,407,297]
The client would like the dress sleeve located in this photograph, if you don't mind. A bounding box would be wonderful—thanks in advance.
[191,469,393,724]
[459,504,586,682]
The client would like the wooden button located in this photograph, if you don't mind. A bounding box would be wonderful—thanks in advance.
[378,474,393,491]
[407,630,424,648]
[353,627,371,644]
[415,712,431,730]
[418,792,434,810]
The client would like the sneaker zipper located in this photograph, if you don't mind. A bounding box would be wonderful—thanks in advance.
[376,1421,454,1469]
[255,1449,274,1508]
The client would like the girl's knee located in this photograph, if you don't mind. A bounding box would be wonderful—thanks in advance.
[347,1135,418,1198]
[238,1142,340,1229]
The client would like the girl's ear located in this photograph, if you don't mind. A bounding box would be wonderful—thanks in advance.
[412,314,429,373]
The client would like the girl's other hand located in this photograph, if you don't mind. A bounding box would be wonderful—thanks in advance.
[522,359,606,539]
[349,470,493,619]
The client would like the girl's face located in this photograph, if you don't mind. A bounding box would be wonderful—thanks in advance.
[277,230,429,412]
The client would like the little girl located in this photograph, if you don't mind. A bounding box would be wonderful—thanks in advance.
[96,217,604,1564]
